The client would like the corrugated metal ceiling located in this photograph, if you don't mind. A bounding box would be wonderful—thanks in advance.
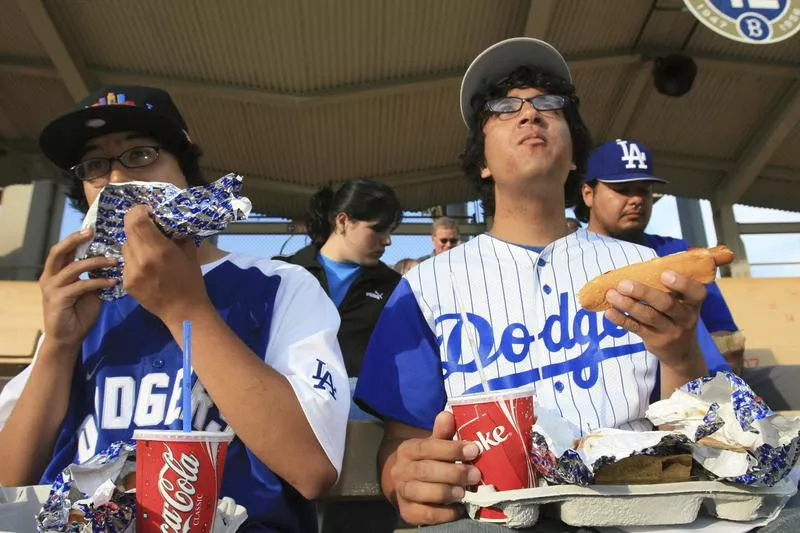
[0,0,798,216]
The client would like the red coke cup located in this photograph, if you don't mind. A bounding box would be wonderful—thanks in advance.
[133,430,234,533]
[447,387,537,523]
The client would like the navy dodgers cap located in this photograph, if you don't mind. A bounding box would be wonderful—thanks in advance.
[584,139,668,184]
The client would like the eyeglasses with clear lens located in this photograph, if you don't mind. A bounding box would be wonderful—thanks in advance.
[485,94,568,115]
[72,145,161,181]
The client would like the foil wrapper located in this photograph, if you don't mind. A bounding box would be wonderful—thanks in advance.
[647,371,800,486]
[529,403,593,485]
[75,174,251,301]
[530,426,691,485]
[37,442,136,533]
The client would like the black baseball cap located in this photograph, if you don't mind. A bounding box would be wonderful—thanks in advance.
[39,85,191,170]
[460,37,572,129]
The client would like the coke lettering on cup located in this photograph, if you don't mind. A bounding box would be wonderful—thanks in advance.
[448,387,536,523]
[473,424,510,453]
[134,430,233,533]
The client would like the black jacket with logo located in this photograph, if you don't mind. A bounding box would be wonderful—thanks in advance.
[275,244,401,377]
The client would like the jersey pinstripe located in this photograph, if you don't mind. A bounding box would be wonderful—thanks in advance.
[356,229,728,435]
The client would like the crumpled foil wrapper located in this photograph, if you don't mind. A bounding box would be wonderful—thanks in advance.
[529,402,689,485]
[36,441,248,532]
[37,441,136,533]
[647,371,800,486]
[75,173,252,301]
[529,403,592,485]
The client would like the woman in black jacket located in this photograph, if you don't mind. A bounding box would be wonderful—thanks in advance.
[277,179,403,532]
[278,178,402,377]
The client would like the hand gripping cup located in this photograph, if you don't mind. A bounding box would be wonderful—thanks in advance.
[448,387,537,523]
[133,430,234,533]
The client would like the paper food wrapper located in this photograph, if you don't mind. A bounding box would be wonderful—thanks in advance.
[76,173,251,301]
[530,402,687,486]
[647,371,800,486]
[36,441,247,533]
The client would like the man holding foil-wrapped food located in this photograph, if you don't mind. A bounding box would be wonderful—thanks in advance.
[0,85,349,532]
[353,38,799,532]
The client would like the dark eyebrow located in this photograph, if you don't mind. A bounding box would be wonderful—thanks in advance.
[79,133,154,159]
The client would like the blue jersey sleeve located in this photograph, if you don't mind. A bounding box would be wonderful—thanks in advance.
[700,281,738,333]
[354,278,446,431]
[697,318,730,375]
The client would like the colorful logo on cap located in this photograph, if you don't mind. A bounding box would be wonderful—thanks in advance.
[683,0,800,44]
[89,92,137,108]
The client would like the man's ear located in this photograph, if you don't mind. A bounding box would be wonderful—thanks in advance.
[480,166,492,179]
[570,162,577,171]
[581,183,594,209]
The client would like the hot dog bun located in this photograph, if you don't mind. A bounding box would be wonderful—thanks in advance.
[578,245,735,312]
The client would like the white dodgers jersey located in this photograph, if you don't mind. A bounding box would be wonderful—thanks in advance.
[356,229,663,435]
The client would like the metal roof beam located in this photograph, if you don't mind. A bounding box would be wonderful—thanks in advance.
[738,222,800,235]
[0,53,641,107]
[5,139,788,188]
[605,60,652,140]
[15,0,92,101]
[0,104,21,139]
[716,80,800,204]
[523,0,556,39]
[205,169,317,196]
[639,47,800,79]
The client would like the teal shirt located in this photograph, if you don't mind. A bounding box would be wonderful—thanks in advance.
[318,252,362,306]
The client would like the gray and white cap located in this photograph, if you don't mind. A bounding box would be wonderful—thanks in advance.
[459,37,572,129]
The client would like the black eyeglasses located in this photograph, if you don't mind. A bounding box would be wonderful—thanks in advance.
[438,238,459,245]
[485,94,569,116]
[72,145,161,181]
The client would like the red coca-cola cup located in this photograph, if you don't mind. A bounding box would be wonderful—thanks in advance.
[133,430,234,533]
[448,387,536,523]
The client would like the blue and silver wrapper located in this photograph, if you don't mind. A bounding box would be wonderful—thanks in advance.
[37,442,136,533]
[75,174,251,301]
[649,371,800,486]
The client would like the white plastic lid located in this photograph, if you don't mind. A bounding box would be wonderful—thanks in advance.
[446,385,536,407]
[132,429,234,443]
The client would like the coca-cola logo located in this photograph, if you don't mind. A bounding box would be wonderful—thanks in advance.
[158,446,201,533]
[473,425,509,454]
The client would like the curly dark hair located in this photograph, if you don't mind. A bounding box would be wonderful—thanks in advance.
[459,66,592,217]
[64,140,206,213]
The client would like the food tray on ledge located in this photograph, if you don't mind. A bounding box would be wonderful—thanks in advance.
[461,478,798,528]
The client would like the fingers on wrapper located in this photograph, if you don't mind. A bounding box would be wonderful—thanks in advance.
[578,245,735,312]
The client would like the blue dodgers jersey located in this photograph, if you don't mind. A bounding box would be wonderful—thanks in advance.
[644,234,738,333]
[355,230,729,433]
[38,254,349,533]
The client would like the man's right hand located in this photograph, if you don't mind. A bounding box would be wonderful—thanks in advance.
[39,229,117,351]
[389,411,481,525]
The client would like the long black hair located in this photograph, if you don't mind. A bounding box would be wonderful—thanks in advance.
[307,179,403,245]
[460,66,593,217]
[64,139,207,213]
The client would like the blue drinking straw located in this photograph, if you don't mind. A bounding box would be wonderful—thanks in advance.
[182,320,192,433]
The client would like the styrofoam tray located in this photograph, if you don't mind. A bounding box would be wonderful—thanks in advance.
[462,478,798,528]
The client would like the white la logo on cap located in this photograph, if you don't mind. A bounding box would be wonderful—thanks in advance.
[616,139,647,170]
